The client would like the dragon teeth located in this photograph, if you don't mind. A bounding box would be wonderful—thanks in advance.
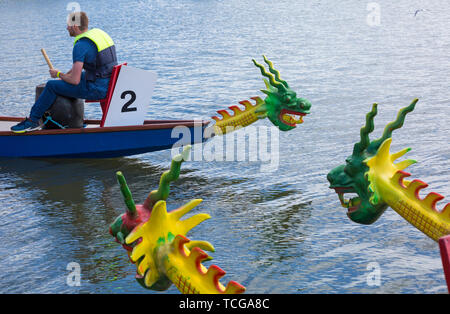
[338,193,348,206]
[283,113,303,124]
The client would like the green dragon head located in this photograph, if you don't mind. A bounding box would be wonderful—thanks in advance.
[252,56,311,131]
[326,99,418,224]
[109,145,245,294]
[109,146,194,290]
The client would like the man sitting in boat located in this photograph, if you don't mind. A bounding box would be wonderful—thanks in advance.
[11,11,118,133]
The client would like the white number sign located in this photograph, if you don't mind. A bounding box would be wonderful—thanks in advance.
[103,66,157,127]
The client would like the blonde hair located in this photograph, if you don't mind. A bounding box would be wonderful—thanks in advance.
[67,11,89,31]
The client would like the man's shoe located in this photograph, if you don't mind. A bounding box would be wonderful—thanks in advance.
[11,118,41,133]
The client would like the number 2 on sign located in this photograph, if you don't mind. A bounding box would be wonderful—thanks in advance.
[121,90,137,112]
[102,66,157,127]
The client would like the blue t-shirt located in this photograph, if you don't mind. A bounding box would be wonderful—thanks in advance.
[72,39,110,96]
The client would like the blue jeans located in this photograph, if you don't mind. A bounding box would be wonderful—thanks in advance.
[30,73,109,122]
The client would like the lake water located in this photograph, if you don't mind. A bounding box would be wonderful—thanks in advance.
[0,0,448,293]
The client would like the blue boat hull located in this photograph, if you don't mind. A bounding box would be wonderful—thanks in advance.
[0,117,210,158]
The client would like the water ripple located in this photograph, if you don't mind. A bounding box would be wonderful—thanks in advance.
[0,0,448,294]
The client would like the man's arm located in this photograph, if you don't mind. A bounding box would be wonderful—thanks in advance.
[49,61,83,85]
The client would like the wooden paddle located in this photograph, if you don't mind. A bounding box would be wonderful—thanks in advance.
[40,48,54,69]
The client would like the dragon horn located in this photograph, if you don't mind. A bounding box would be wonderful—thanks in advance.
[368,99,418,153]
[252,58,287,92]
[353,103,377,155]
[263,55,289,88]
[143,145,191,210]
[116,171,137,216]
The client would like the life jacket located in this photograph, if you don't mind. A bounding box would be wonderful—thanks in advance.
[73,28,118,82]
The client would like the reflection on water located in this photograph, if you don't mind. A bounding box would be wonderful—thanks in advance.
[0,0,449,293]
[0,157,161,293]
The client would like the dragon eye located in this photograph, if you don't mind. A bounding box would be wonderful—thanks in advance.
[296,98,310,110]
[283,95,291,103]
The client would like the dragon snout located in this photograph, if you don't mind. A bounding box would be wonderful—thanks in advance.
[326,165,342,186]
[327,165,352,188]
[326,172,334,185]
[296,98,311,113]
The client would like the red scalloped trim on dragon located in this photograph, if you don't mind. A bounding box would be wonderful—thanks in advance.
[212,97,264,135]
[366,138,450,241]
[393,170,450,218]
[168,235,246,294]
